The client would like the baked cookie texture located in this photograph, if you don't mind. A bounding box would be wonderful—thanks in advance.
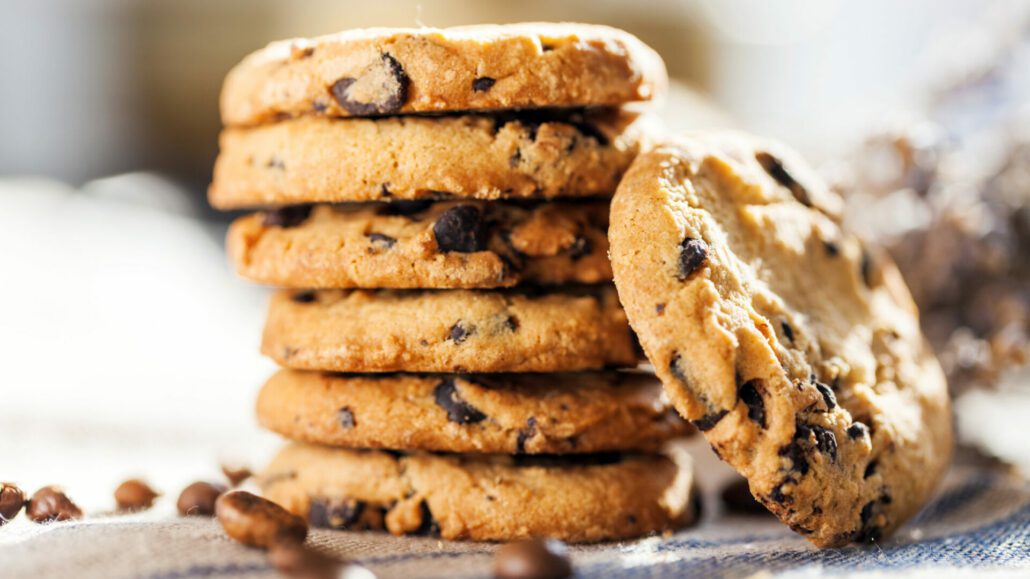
[227,201,612,289]
[220,23,667,126]
[256,369,690,454]
[210,109,645,208]
[608,133,953,547]
[259,441,698,542]
[262,286,639,373]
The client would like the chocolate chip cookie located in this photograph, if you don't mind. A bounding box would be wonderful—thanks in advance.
[608,133,953,547]
[263,286,639,373]
[227,201,611,289]
[256,369,690,454]
[210,109,645,209]
[220,23,666,126]
[258,441,698,542]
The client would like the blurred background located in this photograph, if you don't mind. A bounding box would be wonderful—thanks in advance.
[1,0,1027,512]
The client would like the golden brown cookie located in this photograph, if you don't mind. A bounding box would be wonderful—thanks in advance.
[220,23,666,126]
[262,286,639,373]
[258,441,699,543]
[227,201,611,289]
[210,109,644,208]
[608,133,953,547]
[256,369,690,454]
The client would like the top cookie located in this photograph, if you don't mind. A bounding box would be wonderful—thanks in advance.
[609,133,953,547]
[220,23,667,126]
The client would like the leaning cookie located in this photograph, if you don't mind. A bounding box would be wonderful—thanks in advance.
[262,286,640,373]
[210,109,644,208]
[608,133,953,547]
[220,23,666,125]
[256,369,690,454]
[259,441,698,543]
[227,201,611,289]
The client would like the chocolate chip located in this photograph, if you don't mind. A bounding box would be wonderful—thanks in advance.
[215,490,308,549]
[670,354,727,431]
[692,410,729,432]
[380,199,432,216]
[434,379,487,424]
[677,237,709,281]
[380,183,393,197]
[330,53,409,116]
[504,315,519,332]
[0,483,25,525]
[515,417,538,454]
[338,407,356,429]
[265,156,286,170]
[472,77,496,92]
[177,481,226,517]
[847,422,870,439]
[433,205,487,253]
[856,500,881,543]
[309,498,366,530]
[814,380,837,410]
[366,232,397,250]
[811,425,838,458]
[655,303,666,315]
[26,486,82,523]
[412,501,440,536]
[114,479,159,512]
[448,321,475,344]
[738,379,766,428]
[494,538,572,579]
[864,459,878,479]
[291,290,317,304]
[860,249,875,287]
[263,205,312,228]
[781,319,795,343]
[312,99,328,113]
[221,465,253,487]
[509,149,522,168]
[721,479,769,515]
[769,480,792,505]
[567,236,592,261]
[755,151,812,207]
[823,240,840,257]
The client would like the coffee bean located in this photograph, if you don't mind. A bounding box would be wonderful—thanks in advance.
[114,479,159,512]
[309,498,366,530]
[177,481,226,516]
[677,237,709,281]
[216,491,308,549]
[268,539,342,579]
[755,151,812,207]
[472,77,496,92]
[26,486,82,523]
[448,321,475,344]
[738,379,766,428]
[433,205,487,253]
[264,205,312,228]
[434,379,487,424]
[0,483,25,525]
[720,479,769,515]
[493,538,572,579]
[222,465,254,487]
[338,407,356,429]
[330,53,409,116]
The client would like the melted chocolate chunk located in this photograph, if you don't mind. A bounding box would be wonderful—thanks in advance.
[309,498,366,530]
[263,205,312,228]
[291,290,317,304]
[755,151,812,207]
[433,205,487,253]
[434,379,487,424]
[330,53,409,116]
[515,417,538,454]
[338,407,356,429]
[472,77,496,92]
[448,321,474,344]
[738,379,766,428]
[677,238,709,281]
[567,236,592,261]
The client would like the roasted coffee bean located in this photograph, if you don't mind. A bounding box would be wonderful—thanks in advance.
[26,486,82,523]
[677,237,709,280]
[264,205,313,228]
[0,482,25,525]
[177,481,226,516]
[222,465,254,487]
[720,479,769,515]
[114,479,159,512]
[268,539,340,579]
[448,321,475,344]
[755,151,812,207]
[738,379,766,428]
[215,491,308,549]
[433,205,487,253]
[338,407,356,429]
[330,53,409,116]
[434,379,487,424]
[493,538,573,579]
[472,77,496,92]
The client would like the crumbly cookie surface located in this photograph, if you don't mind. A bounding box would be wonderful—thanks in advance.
[220,23,666,126]
[262,286,639,373]
[256,369,690,454]
[608,133,953,547]
[210,109,645,208]
[227,200,612,289]
[259,441,698,542]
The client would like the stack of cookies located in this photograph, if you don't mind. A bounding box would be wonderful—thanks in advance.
[210,24,699,543]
